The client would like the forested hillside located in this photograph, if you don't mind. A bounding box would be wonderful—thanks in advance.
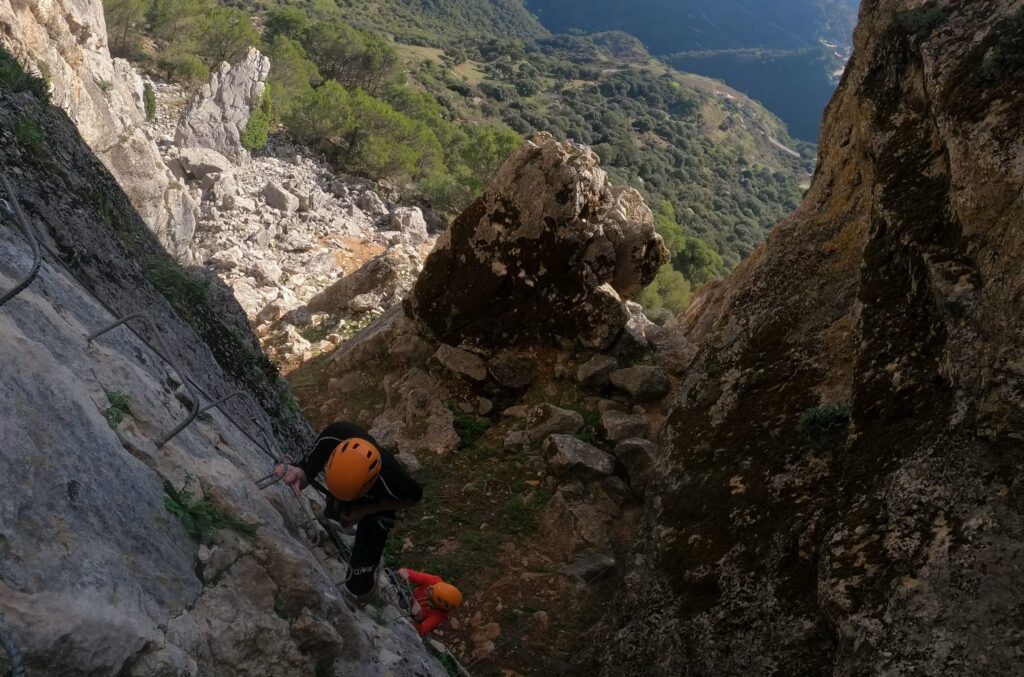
[106,0,811,319]
[526,0,859,140]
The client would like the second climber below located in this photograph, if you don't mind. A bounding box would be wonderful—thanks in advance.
[274,421,423,604]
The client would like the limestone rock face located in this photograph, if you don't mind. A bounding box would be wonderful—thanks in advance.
[0,0,197,252]
[175,47,270,164]
[407,133,668,350]
[591,1,1024,675]
[0,89,443,677]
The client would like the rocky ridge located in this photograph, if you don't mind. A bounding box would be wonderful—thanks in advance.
[0,0,197,252]
[589,1,1024,674]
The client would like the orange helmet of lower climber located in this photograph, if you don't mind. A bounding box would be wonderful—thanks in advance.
[429,582,463,610]
[324,438,381,500]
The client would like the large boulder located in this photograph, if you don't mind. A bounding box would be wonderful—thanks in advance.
[389,207,429,244]
[407,134,668,350]
[261,181,299,213]
[178,148,234,181]
[306,245,422,316]
[175,47,270,163]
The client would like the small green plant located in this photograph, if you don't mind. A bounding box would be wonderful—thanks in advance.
[13,114,48,159]
[797,404,850,446]
[143,257,210,320]
[241,86,273,151]
[164,478,257,544]
[143,82,157,122]
[898,6,946,38]
[104,390,131,428]
[96,79,114,93]
[453,414,491,450]
[0,48,50,101]
[574,408,602,445]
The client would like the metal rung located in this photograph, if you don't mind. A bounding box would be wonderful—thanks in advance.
[0,174,42,307]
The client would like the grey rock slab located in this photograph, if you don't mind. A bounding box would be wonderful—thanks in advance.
[613,438,659,496]
[543,434,615,480]
[178,147,234,180]
[610,366,671,402]
[600,409,650,442]
[262,181,300,213]
[526,404,584,443]
[432,344,488,382]
[577,354,619,389]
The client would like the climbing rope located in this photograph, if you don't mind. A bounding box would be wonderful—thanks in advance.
[0,174,41,307]
[0,616,25,677]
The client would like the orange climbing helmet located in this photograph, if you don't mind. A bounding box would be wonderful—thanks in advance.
[324,438,382,500]
[430,582,463,610]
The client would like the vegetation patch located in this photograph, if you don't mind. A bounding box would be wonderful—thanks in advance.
[0,48,50,101]
[797,404,850,446]
[453,413,491,450]
[164,478,257,544]
[241,86,272,150]
[12,114,49,160]
[143,82,157,121]
[104,390,131,429]
[898,6,946,38]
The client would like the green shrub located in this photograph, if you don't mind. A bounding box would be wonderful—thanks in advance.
[453,414,491,450]
[0,50,49,101]
[198,6,260,65]
[13,114,48,159]
[164,479,257,543]
[797,404,850,446]
[159,51,210,85]
[143,82,157,122]
[637,264,693,323]
[142,257,210,325]
[898,7,946,38]
[97,79,114,93]
[241,86,272,150]
[267,35,320,118]
[104,391,131,428]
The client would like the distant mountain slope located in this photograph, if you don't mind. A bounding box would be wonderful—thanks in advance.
[336,0,548,44]
[332,1,814,304]
[525,0,859,140]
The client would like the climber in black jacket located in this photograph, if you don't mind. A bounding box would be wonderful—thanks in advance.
[274,421,422,604]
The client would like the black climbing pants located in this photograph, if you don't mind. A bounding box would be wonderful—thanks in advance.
[346,511,395,596]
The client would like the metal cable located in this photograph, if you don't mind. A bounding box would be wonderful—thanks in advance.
[0,169,299,469]
[0,174,41,307]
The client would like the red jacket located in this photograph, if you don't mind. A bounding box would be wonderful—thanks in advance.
[402,568,450,636]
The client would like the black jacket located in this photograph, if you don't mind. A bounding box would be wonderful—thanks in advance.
[296,421,423,509]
